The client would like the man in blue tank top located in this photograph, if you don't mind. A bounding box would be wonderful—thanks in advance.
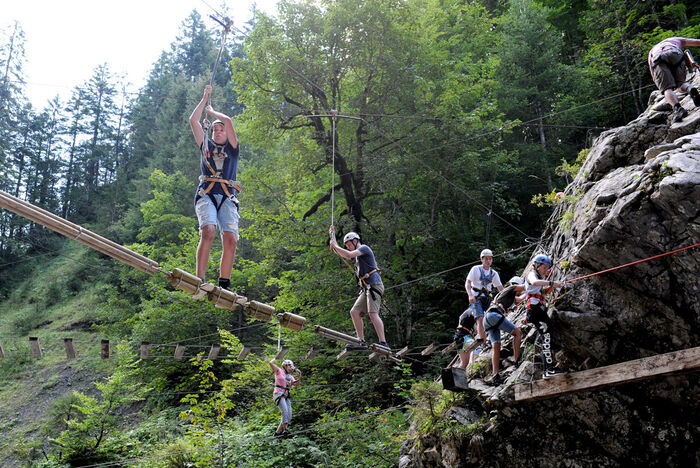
[189,85,240,291]
[329,225,389,351]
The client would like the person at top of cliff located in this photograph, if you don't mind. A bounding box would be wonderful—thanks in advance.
[648,37,700,122]
[484,276,526,386]
[525,254,566,380]
[465,249,504,351]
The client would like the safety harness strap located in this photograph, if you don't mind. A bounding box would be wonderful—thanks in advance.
[526,293,545,310]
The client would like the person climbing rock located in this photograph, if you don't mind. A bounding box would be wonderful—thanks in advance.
[453,309,479,369]
[189,84,241,291]
[648,37,700,122]
[269,358,300,438]
[484,276,525,386]
[465,249,504,351]
[525,254,565,379]
[329,225,389,351]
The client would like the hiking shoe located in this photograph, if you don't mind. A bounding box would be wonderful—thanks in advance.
[487,373,505,386]
[542,368,567,379]
[505,356,521,367]
[346,341,368,351]
[282,429,291,438]
[673,105,688,122]
[218,278,231,291]
[376,341,390,349]
[691,87,700,106]
[481,340,492,351]
[273,431,284,438]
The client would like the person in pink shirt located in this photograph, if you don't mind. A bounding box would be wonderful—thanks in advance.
[648,37,700,122]
[268,358,301,437]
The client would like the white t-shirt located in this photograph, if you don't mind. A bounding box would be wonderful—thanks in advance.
[465,265,502,295]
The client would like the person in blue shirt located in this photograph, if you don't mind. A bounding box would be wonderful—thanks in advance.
[189,85,240,291]
[329,226,389,350]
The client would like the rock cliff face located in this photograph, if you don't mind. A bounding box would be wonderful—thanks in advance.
[399,78,700,467]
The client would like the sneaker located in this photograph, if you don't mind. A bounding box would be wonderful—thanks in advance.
[542,368,567,379]
[487,373,505,386]
[482,340,492,351]
[273,431,284,438]
[505,356,521,367]
[673,105,688,122]
[218,278,231,291]
[691,87,700,107]
[346,340,368,351]
[282,429,290,438]
[376,341,390,349]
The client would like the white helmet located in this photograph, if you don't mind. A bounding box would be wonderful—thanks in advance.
[282,359,295,370]
[480,249,493,258]
[508,276,524,285]
[343,232,360,244]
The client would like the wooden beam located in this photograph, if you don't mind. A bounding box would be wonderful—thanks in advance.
[64,338,76,359]
[305,346,320,360]
[101,340,110,359]
[29,337,42,358]
[515,346,700,402]
[337,349,352,360]
[396,346,410,357]
[208,344,221,361]
[174,344,186,361]
[237,346,251,360]
[274,346,290,360]
[140,342,150,360]
[421,343,439,356]
[441,342,458,355]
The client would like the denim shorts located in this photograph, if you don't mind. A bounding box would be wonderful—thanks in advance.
[483,311,515,344]
[195,194,240,238]
[470,296,491,318]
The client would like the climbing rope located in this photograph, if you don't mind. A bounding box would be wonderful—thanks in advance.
[564,243,700,284]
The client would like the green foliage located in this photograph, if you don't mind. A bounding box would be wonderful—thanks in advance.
[50,345,149,464]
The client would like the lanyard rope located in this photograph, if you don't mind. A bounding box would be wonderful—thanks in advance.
[202,16,232,158]
[564,243,700,284]
[330,110,338,227]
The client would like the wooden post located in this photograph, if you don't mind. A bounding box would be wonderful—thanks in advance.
[101,340,110,359]
[305,346,320,360]
[421,343,439,356]
[274,346,289,360]
[515,346,700,402]
[0,341,5,358]
[441,342,458,355]
[174,344,186,361]
[29,337,42,358]
[64,338,76,359]
[237,346,251,360]
[208,344,221,361]
[140,342,150,360]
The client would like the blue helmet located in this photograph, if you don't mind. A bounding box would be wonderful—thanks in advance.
[534,254,552,266]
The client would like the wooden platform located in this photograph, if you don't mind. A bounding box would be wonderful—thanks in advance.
[515,346,700,402]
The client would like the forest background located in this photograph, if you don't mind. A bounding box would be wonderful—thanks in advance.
[0,0,698,466]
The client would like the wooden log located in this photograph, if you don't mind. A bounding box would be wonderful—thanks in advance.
[441,342,458,355]
[64,338,76,359]
[396,346,410,357]
[207,286,247,309]
[0,190,160,274]
[174,344,186,361]
[244,301,275,322]
[305,346,320,360]
[277,312,306,331]
[274,346,290,360]
[140,342,150,360]
[237,346,251,360]
[29,337,42,358]
[515,346,700,402]
[313,325,362,345]
[421,343,439,356]
[101,340,110,359]
[208,344,221,361]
